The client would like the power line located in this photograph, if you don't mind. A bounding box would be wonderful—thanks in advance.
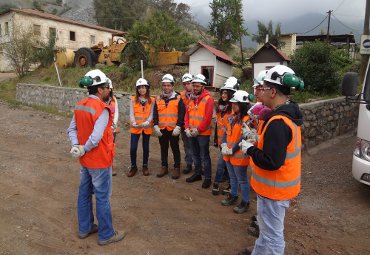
[334,0,347,12]
[331,14,360,32]
[300,15,328,34]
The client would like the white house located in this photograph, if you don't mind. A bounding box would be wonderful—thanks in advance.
[186,41,237,88]
[0,8,125,72]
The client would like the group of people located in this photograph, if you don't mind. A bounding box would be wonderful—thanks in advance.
[67,65,304,255]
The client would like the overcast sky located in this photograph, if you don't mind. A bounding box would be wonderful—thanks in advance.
[176,0,365,27]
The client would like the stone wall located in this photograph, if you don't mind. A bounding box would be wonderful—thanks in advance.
[16,83,359,149]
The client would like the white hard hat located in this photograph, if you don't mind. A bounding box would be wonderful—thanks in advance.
[161,74,175,84]
[192,74,207,84]
[220,76,239,92]
[136,78,149,87]
[107,78,113,89]
[84,69,108,86]
[229,90,251,103]
[253,70,268,87]
[264,65,295,86]
[182,73,193,83]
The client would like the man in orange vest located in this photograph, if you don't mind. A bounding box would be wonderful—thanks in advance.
[68,69,125,245]
[153,74,186,179]
[185,74,214,188]
[239,65,304,255]
[180,73,194,174]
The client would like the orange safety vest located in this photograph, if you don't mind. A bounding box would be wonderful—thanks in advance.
[251,115,301,200]
[223,115,250,166]
[256,119,265,135]
[130,96,154,135]
[188,95,212,136]
[180,90,192,108]
[216,111,232,146]
[75,97,114,169]
[156,95,180,131]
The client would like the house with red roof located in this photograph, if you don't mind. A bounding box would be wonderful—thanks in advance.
[186,41,237,88]
[249,42,291,80]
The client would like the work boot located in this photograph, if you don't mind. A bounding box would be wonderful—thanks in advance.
[212,182,220,195]
[127,166,137,177]
[142,165,149,176]
[202,179,212,189]
[172,168,180,179]
[186,173,202,183]
[238,246,254,255]
[221,194,238,206]
[157,166,168,178]
[248,225,259,238]
[233,200,250,214]
[98,230,126,246]
[221,183,231,195]
[182,165,192,174]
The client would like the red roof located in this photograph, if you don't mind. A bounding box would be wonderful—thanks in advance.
[187,41,237,65]
[6,8,125,34]
[250,42,290,62]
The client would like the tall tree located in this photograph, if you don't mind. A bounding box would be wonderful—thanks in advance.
[208,0,247,52]
[252,20,284,49]
[150,0,192,26]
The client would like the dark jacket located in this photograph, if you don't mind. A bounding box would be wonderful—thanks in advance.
[153,91,185,127]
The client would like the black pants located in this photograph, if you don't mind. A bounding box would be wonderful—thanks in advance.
[158,129,181,168]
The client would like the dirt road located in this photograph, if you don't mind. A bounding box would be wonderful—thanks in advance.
[0,99,369,255]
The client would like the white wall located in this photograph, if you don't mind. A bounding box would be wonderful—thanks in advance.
[189,47,216,77]
[253,62,281,79]
[214,60,232,88]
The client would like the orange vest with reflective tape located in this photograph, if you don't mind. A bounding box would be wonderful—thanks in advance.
[251,115,301,200]
[216,111,232,146]
[188,95,212,136]
[223,115,250,166]
[180,90,191,108]
[130,96,154,135]
[156,95,180,131]
[75,97,114,168]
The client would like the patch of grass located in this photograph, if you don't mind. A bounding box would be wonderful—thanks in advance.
[0,78,19,106]
[291,90,339,103]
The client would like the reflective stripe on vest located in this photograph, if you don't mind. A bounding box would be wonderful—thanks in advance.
[75,105,96,115]
[251,115,301,200]
[130,96,154,135]
[188,95,212,135]
[156,95,180,131]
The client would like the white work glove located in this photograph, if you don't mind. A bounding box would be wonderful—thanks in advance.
[112,123,117,130]
[239,140,254,154]
[190,128,199,137]
[154,125,162,137]
[141,121,150,127]
[132,122,139,128]
[221,146,233,156]
[246,129,259,144]
[185,128,192,138]
[220,143,227,149]
[70,145,85,158]
[241,122,251,139]
[172,126,181,136]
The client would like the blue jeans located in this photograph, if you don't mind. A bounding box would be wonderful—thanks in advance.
[214,149,229,183]
[130,132,150,167]
[181,129,193,166]
[190,135,211,179]
[78,166,115,242]
[251,195,290,255]
[226,162,250,202]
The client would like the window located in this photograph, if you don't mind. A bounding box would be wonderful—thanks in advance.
[33,24,41,36]
[69,31,75,41]
[201,66,214,86]
[90,35,95,44]
[49,27,56,40]
[5,22,9,35]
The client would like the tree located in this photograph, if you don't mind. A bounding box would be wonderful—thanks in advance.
[208,0,248,52]
[150,0,192,25]
[290,41,352,93]
[2,25,37,77]
[128,10,196,52]
[32,36,57,68]
[252,20,284,49]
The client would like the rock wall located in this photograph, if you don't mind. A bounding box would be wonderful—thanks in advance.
[16,83,359,149]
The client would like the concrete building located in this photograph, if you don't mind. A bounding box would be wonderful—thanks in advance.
[0,8,124,72]
[186,41,237,88]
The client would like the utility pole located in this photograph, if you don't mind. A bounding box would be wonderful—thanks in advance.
[360,0,370,84]
[326,10,333,42]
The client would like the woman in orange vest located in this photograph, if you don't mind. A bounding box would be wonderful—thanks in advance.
[212,77,239,195]
[107,78,119,176]
[221,90,252,214]
[127,78,154,177]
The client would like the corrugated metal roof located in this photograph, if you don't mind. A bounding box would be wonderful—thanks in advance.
[4,8,125,34]
[187,41,237,65]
